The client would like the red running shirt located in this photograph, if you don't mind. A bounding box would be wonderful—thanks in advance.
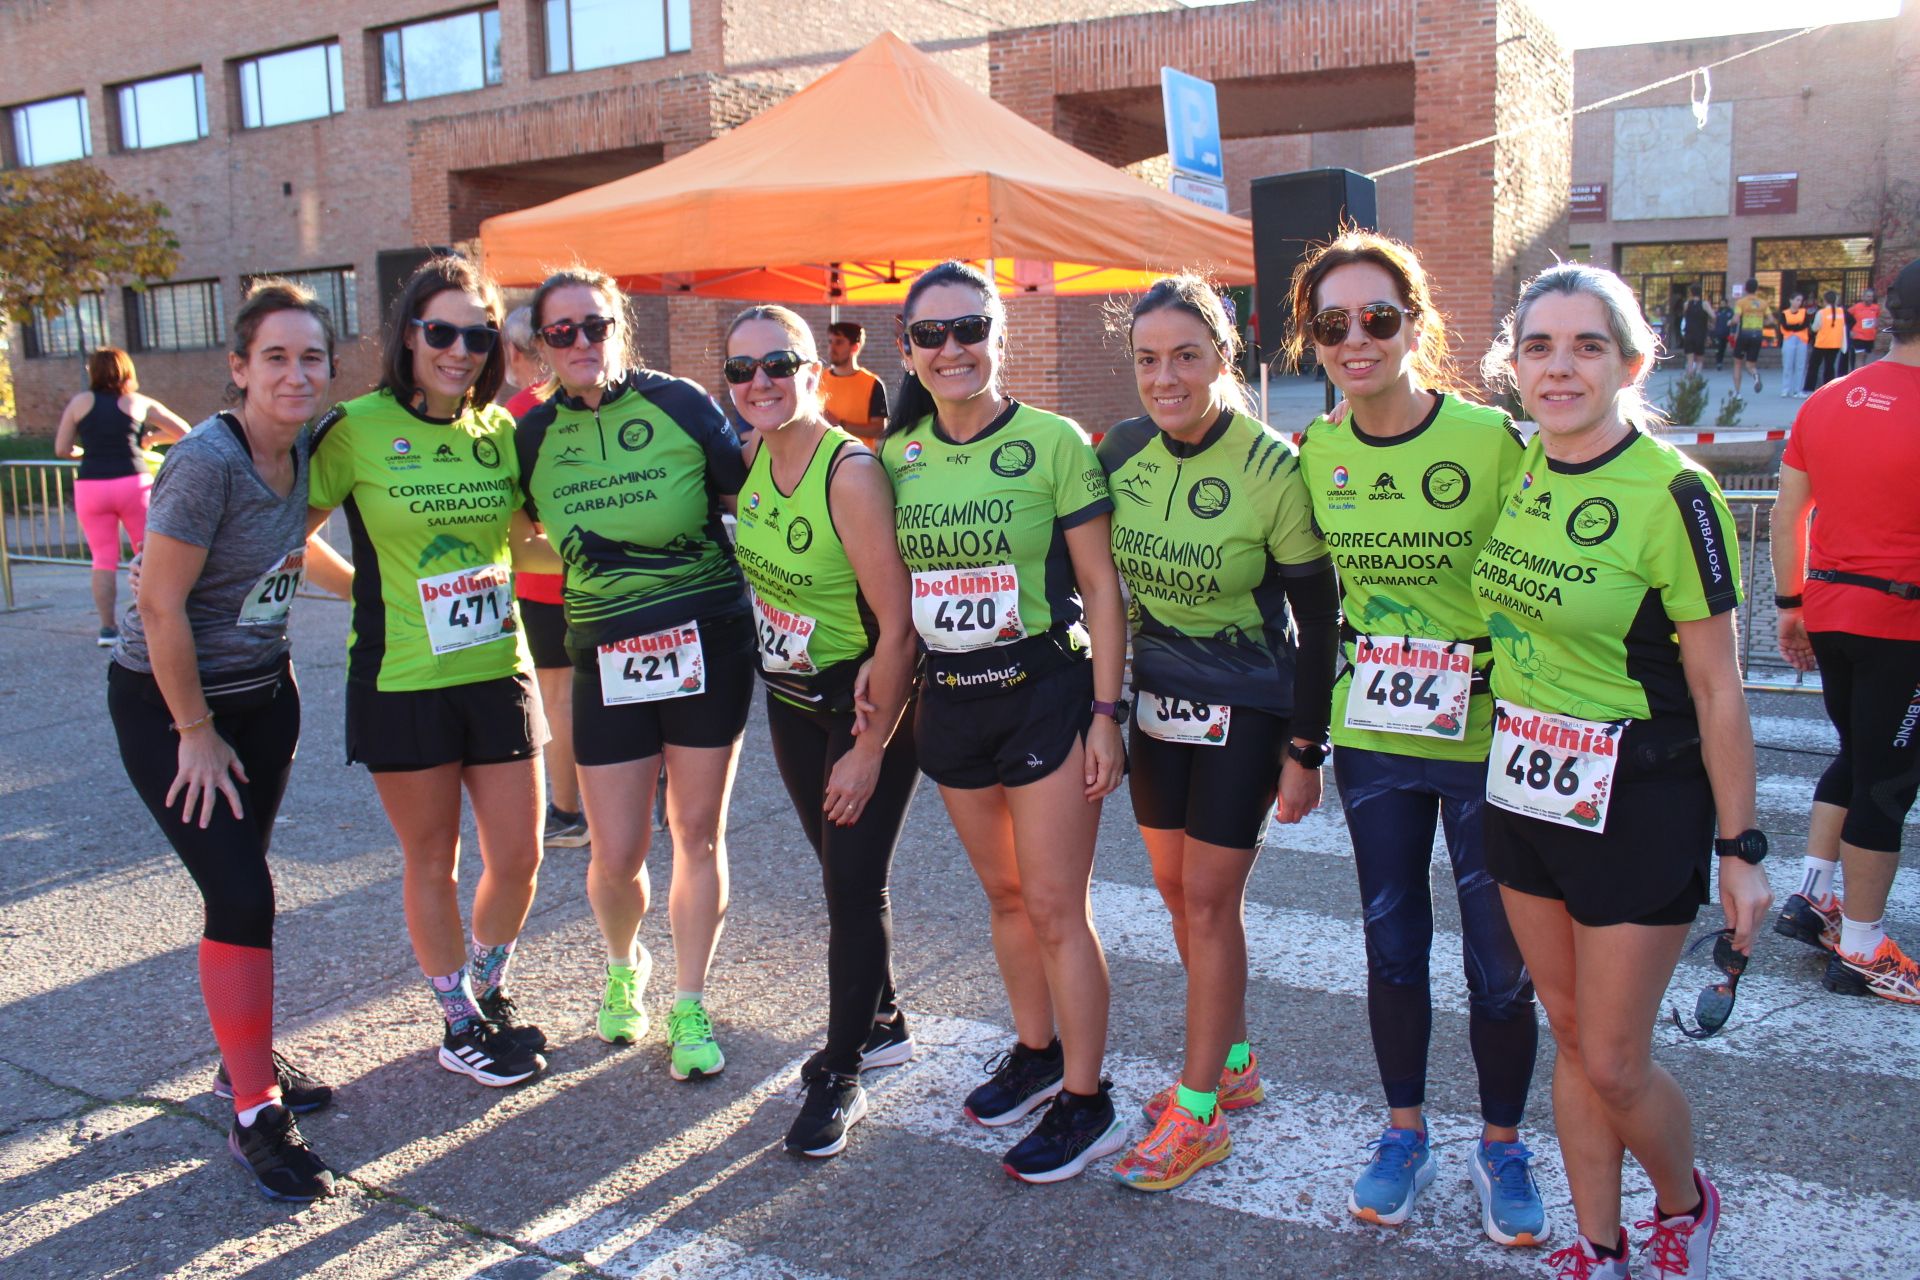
[505,384,564,605]
[1781,360,1920,640]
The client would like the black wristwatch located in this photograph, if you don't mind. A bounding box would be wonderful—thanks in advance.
[1091,698,1131,726]
[1774,594,1804,610]
[1286,738,1329,769]
[1714,828,1768,864]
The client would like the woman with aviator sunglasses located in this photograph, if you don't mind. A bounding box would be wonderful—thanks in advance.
[1289,231,1547,1248]
[516,266,752,1082]
[309,255,551,1089]
[879,260,1128,1184]
[724,306,920,1158]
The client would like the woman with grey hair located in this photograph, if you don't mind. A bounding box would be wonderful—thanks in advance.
[1471,262,1769,1280]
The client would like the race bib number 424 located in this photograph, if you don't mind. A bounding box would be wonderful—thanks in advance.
[1485,699,1626,833]
[751,591,817,674]
[598,622,706,705]
[910,564,1026,653]
[417,563,514,655]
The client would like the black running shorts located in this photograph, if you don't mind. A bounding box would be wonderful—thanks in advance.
[519,598,569,671]
[1127,704,1288,849]
[914,661,1093,790]
[346,672,547,773]
[569,610,756,767]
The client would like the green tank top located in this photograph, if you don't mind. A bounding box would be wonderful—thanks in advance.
[309,390,530,692]
[1299,394,1525,760]
[1471,428,1741,723]
[734,426,876,706]
[1097,409,1327,713]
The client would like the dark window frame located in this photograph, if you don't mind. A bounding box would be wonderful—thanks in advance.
[376,6,504,105]
[125,278,225,353]
[6,91,93,168]
[19,292,110,359]
[541,0,690,76]
[243,266,360,338]
[112,69,210,152]
[233,41,347,132]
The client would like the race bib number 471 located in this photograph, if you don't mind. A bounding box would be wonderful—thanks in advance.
[910,564,1026,653]
[1485,700,1626,833]
[417,563,514,655]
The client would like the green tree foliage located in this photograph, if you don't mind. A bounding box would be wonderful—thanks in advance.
[0,163,179,325]
[1662,372,1708,426]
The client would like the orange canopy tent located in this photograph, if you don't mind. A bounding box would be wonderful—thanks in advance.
[478,32,1254,303]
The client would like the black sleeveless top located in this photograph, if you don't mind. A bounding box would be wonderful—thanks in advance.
[76,393,145,480]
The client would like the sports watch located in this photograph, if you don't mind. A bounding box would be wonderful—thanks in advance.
[1286,739,1329,769]
[1091,698,1131,726]
[1713,828,1768,864]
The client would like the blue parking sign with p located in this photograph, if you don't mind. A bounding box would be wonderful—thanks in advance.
[1160,67,1223,182]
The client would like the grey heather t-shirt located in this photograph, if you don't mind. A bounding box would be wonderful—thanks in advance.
[114,414,312,678]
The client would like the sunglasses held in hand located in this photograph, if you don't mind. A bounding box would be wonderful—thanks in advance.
[1668,928,1749,1040]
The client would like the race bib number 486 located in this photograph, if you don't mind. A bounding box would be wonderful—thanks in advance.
[417,563,514,655]
[1485,699,1626,833]
[910,564,1025,653]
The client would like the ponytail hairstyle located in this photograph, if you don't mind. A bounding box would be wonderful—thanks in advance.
[1482,261,1664,427]
[378,254,507,411]
[886,260,1007,436]
[529,264,640,388]
[224,277,339,404]
[725,304,824,418]
[1110,273,1252,416]
[1283,227,1470,397]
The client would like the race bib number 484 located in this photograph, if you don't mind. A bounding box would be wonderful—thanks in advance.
[910,564,1025,653]
[1485,700,1626,833]
[1343,636,1473,739]
[417,563,514,655]
[598,622,706,705]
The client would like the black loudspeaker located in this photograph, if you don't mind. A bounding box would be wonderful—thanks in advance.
[1250,169,1377,364]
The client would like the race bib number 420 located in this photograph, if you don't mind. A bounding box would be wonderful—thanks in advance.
[598,622,706,705]
[1137,691,1229,746]
[236,547,305,628]
[417,563,514,655]
[1485,699,1626,833]
[910,564,1026,653]
[1342,636,1473,739]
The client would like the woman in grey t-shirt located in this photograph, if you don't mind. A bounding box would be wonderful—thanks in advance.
[105,280,351,1203]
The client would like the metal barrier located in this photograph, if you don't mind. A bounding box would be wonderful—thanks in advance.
[0,460,137,611]
[1723,488,1817,694]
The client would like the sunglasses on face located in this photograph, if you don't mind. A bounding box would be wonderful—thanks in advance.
[538,316,618,349]
[410,318,500,354]
[1668,928,1749,1040]
[903,314,994,350]
[1308,302,1416,347]
[721,350,808,385]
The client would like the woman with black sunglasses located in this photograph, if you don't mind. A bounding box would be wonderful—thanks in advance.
[1289,231,1547,1248]
[879,260,1128,1184]
[515,267,752,1082]
[308,255,551,1088]
[723,305,920,1158]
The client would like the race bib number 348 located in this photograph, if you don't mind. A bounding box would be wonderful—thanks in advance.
[417,563,514,655]
[598,622,706,705]
[1485,699,1626,833]
[1137,691,1229,746]
[910,564,1025,653]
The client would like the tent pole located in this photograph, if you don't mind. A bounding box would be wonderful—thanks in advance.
[1259,361,1269,422]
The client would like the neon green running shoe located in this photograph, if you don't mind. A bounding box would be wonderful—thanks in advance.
[668,997,725,1080]
[597,959,649,1045]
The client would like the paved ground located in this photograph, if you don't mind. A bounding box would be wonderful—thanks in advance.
[1,561,1914,1280]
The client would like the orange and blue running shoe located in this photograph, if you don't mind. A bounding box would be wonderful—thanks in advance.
[1140,1053,1265,1125]
[1823,935,1920,1004]
[1113,1101,1230,1192]
[1774,891,1841,952]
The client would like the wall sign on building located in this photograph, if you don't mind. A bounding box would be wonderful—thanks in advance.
[1160,66,1223,182]
[1736,173,1799,215]
[1571,183,1608,222]
[1170,173,1229,212]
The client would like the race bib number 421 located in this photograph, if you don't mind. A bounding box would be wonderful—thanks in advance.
[1485,700,1625,833]
[1343,636,1473,739]
[910,564,1026,653]
[598,622,706,705]
[417,563,514,655]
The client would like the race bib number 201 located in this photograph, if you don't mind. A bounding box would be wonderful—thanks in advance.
[417,563,514,655]
[598,622,706,705]
[910,564,1026,653]
[237,547,305,628]
[1485,700,1625,833]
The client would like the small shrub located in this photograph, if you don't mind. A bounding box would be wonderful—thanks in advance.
[1663,373,1709,426]
[1714,392,1745,427]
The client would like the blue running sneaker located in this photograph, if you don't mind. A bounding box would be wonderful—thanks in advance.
[1348,1127,1435,1226]
[1472,1138,1551,1246]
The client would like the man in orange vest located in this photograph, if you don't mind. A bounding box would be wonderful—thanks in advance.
[819,321,890,444]
[1843,286,1881,373]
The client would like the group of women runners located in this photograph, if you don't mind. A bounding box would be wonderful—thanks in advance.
[111,233,1785,1280]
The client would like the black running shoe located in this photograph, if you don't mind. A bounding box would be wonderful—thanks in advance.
[963,1038,1064,1127]
[228,1104,337,1201]
[213,1051,333,1114]
[785,1072,869,1158]
[438,1020,546,1087]
[801,1013,916,1084]
[478,989,548,1051]
[1774,891,1841,952]
[1001,1080,1127,1184]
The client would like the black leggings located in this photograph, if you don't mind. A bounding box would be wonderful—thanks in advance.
[1810,631,1920,853]
[764,691,920,1076]
[107,660,301,948]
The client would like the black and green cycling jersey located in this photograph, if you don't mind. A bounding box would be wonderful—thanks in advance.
[880,400,1110,697]
[1470,428,1742,723]
[1098,410,1328,713]
[515,370,748,651]
[309,389,530,691]
[733,426,877,707]
[1299,394,1525,760]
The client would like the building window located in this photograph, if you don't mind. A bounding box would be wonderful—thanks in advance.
[544,0,690,75]
[8,93,92,167]
[249,267,359,337]
[20,293,109,359]
[115,71,209,151]
[380,8,503,103]
[128,280,224,352]
[237,43,345,130]
[1754,236,1876,310]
